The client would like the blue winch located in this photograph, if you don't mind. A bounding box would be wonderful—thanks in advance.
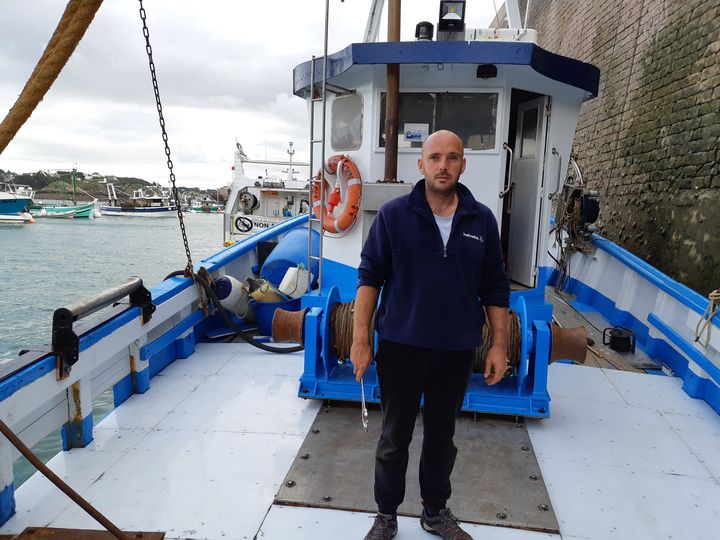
[272,286,588,418]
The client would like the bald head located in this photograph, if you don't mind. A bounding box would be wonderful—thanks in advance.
[421,130,464,159]
[418,129,466,196]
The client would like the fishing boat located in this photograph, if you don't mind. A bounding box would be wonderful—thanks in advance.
[30,169,97,219]
[189,195,224,213]
[99,183,177,218]
[0,183,34,224]
[224,141,310,244]
[0,1,718,540]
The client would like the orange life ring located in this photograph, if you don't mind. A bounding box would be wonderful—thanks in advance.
[312,154,362,234]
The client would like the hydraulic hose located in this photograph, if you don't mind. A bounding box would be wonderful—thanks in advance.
[193,269,304,354]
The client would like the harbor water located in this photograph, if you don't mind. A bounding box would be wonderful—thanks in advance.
[0,212,225,485]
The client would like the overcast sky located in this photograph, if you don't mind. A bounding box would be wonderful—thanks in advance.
[0,1,497,188]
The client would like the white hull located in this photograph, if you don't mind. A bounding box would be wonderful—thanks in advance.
[0,212,34,224]
[100,206,177,218]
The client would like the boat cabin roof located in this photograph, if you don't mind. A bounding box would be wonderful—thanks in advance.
[293,41,600,100]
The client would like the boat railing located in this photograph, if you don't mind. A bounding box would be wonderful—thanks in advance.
[52,277,155,381]
[0,216,306,512]
[560,234,720,411]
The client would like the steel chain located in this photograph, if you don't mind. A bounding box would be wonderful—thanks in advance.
[138,0,193,277]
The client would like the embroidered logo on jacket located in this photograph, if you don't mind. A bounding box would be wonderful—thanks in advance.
[463,232,484,242]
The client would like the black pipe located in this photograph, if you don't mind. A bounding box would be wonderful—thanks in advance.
[61,277,145,322]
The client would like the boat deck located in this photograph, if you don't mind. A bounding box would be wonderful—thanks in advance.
[1,339,718,539]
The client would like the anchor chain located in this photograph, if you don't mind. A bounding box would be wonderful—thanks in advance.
[138,0,193,277]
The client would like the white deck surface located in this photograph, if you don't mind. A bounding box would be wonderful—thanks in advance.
[1,343,718,539]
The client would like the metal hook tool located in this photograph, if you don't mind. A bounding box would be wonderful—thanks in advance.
[360,377,369,432]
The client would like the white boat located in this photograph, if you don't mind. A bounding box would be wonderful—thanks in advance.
[223,141,310,244]
[100,183,178,217]
[32,207,79,219]
[0,2,717,540]
[0,183,34,224]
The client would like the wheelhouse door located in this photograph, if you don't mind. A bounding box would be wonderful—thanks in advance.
[506,96,549,287]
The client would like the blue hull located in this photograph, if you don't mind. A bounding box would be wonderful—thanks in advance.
[0,197,31,215]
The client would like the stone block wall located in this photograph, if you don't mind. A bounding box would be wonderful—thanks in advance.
[499,0,719,295]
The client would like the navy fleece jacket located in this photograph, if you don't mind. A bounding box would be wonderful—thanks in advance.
[357,179,509,351]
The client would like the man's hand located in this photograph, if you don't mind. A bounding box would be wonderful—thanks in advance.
[350,286,380,382]
[484,345,507,385]
[350,340,373,382]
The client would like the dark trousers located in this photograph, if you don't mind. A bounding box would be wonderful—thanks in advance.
[374,340,473,516]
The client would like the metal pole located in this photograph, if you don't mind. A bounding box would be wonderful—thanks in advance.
[307,56,316,295]
[319,0,331,288]
[0,417,130,540]
[384,0,401,183]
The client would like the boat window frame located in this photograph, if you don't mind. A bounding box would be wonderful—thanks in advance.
[331,92,364,152]
[372,86,504,155]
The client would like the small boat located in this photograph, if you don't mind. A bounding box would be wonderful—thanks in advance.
[99,183,178,217]
[30,168,97,219]
[190,195,224,213]
[0,183,34,223]
[32,207,79,219]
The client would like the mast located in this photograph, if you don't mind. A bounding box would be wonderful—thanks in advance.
[383,0,400,182]
[72,166,77,205]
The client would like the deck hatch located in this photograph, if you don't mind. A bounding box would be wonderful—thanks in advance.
[275,402,559,533]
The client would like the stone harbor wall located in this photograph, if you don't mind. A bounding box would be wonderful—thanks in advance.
[497,0,719,294]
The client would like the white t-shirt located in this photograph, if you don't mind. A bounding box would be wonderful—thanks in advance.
[433,213,454,248]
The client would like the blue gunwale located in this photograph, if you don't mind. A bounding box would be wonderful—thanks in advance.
[592,235,720,326]
[0,216,307,399]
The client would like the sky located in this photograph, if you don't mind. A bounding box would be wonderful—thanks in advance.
[0,1,498,188]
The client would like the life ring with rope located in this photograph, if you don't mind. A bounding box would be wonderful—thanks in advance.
[311,154,362,234]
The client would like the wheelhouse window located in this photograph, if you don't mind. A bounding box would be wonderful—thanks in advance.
[379,91,498,150]
[331,94,363,151]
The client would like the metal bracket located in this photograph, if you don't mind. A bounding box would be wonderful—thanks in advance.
[52,277,156,380]
[52,308,79,380]
[130,283,156,323]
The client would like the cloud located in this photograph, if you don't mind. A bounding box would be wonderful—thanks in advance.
[0,0,498,187]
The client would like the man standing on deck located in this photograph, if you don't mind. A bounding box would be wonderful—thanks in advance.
[352,129,510,540]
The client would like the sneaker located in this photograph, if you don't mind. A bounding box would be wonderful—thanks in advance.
[364,513,398,540]
[420,507,472,539]
[365,513,397,540]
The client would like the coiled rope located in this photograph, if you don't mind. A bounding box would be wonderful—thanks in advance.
[695,289,720,349]
[331,300,375,361]
[472,309,520,376]
[329,301,519,378]
[0,0,103,155]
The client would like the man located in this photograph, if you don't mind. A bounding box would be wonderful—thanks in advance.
[351,130,510,540]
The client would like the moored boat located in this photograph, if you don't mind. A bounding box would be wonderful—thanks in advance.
[30,169,97,219]
[0,183,34,224]
[224,141,310,244]
[99,183,177,217]
[190,196,224,213]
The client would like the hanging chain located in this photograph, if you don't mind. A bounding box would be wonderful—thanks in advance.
[138,0,193,277]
